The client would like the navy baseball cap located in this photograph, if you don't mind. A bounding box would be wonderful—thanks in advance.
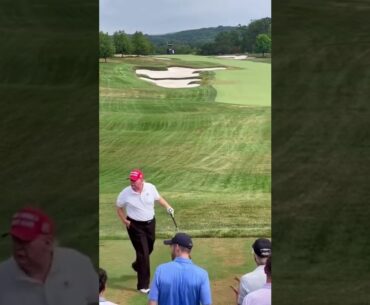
[252,238,271,258]
[164,232,193,249]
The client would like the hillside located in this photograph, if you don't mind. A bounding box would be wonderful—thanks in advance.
[147,25,238,47]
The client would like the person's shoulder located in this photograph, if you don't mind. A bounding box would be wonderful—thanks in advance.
[0,257,14,273]
[55,247,94,266]
[0,258,17,284]
[241,265,265,280]
[118,185,131,195]
[154,260,181,274]
[156,260,174,270]
[144,182,156,188]
[192,263,209,277]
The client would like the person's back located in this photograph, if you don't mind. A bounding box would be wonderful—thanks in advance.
[242,256,271,305]
[150,258,210,305]
[238,238,271,305]
[148,233,212,305]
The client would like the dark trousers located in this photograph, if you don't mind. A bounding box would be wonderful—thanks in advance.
[127,217,156,290]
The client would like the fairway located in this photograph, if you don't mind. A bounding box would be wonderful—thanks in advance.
[100,238,258,305]
[100,55,270,304]
[157,54,271,106]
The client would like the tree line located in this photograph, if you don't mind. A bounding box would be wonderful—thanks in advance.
[198,18,271,55]
[99,31,154,62]
[99,17,271,61]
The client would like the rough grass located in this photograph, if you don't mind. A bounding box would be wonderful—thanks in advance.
[100,55,271,305]
[100,55,271,240]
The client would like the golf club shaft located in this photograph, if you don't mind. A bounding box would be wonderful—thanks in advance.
[170,214,179,231]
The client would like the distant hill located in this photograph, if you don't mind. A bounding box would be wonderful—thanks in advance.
[146,26,238,48]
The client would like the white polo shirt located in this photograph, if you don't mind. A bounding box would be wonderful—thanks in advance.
[116,182,160,221]
[238,265,266,305]
[0,247,98,305]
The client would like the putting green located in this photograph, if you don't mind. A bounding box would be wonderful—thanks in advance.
[158,54,271,106]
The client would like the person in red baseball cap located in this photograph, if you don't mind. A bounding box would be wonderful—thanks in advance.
[0,206,98,305]
[116,169,175,294]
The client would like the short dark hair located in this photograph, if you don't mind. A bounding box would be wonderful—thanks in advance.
[179,245,191,253]
[99,268,108,293]
[264,256,271,278]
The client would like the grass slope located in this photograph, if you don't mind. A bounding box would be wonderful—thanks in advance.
[100,55,270,240]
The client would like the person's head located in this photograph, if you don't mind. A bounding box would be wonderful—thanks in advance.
[163,232,193,260]
[252,238,271,265]
[99,268,108,295]
[128,169,144,192]
[7,207,55,272]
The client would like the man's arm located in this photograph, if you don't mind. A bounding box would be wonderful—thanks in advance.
[116,207,130,228]
[157,196,174,215]
[148,301,157,305]
[238,278,248,305]
[200,272,212,305]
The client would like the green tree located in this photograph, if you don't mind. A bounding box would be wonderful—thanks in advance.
[113,30,132,56]
[131,31,153,55]
[255,34,271,57]
[241,17,271,52]
[99,31,115,62]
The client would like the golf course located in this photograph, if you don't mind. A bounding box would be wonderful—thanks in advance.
[100,54,271,305]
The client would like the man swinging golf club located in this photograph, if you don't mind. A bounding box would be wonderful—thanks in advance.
[116,169,174,294]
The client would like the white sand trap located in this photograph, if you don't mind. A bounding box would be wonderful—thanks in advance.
[155,57,171,60]
[136,66,225,79]
[136,66,225,88]
[139,77,200,88]
[216,55,248,60]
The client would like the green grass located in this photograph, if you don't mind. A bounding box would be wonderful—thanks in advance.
[100,55,271,240]
[152,54,271,106]
[100,55,270,305]
[100,238,258,305]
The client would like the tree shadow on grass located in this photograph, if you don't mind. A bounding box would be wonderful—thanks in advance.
[109,275,138,291]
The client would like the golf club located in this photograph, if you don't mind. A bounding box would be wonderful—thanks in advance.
[170,213,179,232]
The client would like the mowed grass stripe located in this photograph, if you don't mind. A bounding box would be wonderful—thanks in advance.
[100,56,270,239]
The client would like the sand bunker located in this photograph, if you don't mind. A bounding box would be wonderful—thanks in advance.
[136,67,226,88]
[136,67,225,79]
[136,66,225,88]
[216,55,248,60]
[139,78,200,88]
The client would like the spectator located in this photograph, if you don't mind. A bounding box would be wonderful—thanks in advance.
[99,268,118,305]
[242,256,271,305]
[148,232,212,305]
[0,206,98,305]
[237,238,271,305]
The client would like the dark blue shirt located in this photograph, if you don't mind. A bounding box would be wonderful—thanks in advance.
[148,257,212,305]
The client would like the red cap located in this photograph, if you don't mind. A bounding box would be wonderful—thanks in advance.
[129,169,144,182]
[9,207,54,241]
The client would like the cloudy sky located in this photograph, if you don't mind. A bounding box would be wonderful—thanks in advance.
[100,0,271,35]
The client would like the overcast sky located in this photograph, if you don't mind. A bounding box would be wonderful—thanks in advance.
[100,0,271,35]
